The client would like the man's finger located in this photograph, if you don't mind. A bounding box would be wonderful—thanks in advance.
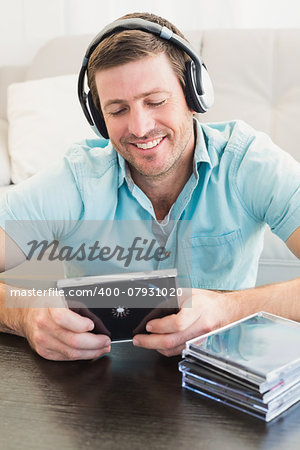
[133,331,183,350]
[50,307,95,333]
[55,327,111,350]
[35,341,111,361]
[157,343,186,357]
[146,306,197,334]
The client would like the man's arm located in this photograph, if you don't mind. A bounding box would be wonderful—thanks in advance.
[133,227,300,356]
[0,227,111,360]
[286,226,300,258]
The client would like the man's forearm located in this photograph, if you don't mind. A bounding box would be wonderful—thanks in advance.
[0,282,27,336]
[226,277,300,322]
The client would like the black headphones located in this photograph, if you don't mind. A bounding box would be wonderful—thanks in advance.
[78,18,214,139]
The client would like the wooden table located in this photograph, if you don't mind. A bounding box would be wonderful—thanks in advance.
[0,334,299,450]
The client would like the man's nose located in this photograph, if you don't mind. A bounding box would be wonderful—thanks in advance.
[127,106,155,138]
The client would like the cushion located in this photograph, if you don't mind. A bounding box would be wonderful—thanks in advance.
[0,119,10,186]
[7,74,96,184]
[200,29,300,163]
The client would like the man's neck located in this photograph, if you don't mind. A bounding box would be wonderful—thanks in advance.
[131,147,195,221]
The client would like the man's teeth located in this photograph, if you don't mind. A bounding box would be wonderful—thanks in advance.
[135,138,163,149]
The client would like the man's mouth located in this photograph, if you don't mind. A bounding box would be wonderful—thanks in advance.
[132,137,164,150]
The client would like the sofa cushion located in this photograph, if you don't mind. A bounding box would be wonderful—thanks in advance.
[0,119,10,186]
[198,29,300,163]
[7,74,95,184]
[26,35,93,81]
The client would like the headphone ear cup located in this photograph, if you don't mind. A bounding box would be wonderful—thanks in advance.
[184,61,214,113]
[185,61,204,113]
[87,92,109,139]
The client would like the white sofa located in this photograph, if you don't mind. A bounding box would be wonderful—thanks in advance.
[0,29,299,285]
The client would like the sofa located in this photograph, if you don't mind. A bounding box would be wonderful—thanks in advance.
[0,29,299,286]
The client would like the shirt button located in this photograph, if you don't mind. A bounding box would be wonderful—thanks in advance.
[164,250,171,257]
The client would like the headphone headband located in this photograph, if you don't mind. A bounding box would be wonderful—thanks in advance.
[83,19,171,62]
[78,17,214,138]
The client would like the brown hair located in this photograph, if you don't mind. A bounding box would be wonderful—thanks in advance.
[87,12,190,111]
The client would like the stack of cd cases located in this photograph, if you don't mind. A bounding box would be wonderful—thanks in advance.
[179,312,300,421]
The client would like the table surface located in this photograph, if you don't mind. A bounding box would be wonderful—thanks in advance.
[0,334,300,450]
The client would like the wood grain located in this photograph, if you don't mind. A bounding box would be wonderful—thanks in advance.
[0,334,299,450]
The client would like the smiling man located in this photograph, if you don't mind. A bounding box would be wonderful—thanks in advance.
[0,12,299,360]
[96,52,195,219]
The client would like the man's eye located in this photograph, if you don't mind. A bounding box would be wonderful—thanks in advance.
[148,100,166,107]
[110,109,126,116]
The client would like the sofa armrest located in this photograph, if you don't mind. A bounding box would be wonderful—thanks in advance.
[0,119,11,186]
[257,226,300,286]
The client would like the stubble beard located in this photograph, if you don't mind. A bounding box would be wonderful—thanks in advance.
[111,115,194,181]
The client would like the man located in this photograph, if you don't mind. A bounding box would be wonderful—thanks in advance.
[0,12,299,360]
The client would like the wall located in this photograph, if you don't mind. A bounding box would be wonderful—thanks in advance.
[1,0,300,67]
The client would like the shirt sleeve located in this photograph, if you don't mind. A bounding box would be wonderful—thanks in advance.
[0,156,83,256]
[233,129,300,241]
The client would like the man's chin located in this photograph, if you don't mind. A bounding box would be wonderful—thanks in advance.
[131,162,177,180]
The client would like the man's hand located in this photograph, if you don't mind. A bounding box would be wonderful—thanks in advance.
[133,273,300,356]
[22,306,111,361]
[132,289,236,357]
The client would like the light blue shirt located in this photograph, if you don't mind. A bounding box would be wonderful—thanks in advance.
[1,119,300,290]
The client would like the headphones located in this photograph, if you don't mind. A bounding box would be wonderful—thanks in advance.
[78,18,214,139]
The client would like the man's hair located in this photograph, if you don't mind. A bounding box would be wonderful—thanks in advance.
[87,12,190,111]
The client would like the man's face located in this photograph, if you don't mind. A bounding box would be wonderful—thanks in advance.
[95,53,195,180]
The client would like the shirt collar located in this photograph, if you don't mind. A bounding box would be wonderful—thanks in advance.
[117,152,128,188]
[116,117,212,189]
[193,118,212,173]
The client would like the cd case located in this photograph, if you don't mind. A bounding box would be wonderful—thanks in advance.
[183,311,300,391]
[57,269,179,342]
[180,312,300,421]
